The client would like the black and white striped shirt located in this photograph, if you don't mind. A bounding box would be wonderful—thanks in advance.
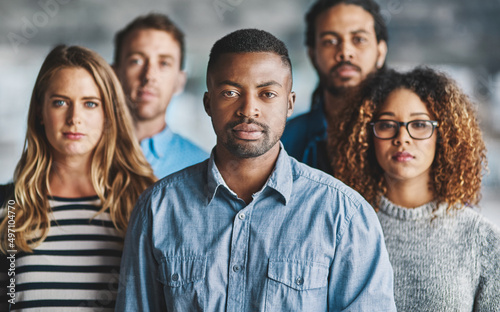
[8,196,123,311]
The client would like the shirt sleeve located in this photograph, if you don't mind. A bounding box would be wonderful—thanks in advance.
[328,199,396,312]
[115,193,167,311]
[474,220,500,311]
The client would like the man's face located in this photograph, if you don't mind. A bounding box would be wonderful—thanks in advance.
[309,3,387,95]
[114,29,186,122]
[204,52,295,159]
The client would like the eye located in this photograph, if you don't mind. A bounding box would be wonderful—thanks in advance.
[410,121,430,129]
[352,36,368,45]
[85,101,99,108]
[222,90,238,98]
[261,91,277,99]
[53,100,66,107]
[128,57,144,66]
[377,120,396,130]
[159,60,172,68]
[321,37,339,47]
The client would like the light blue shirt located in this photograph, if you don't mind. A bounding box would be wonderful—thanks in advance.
[140,126,209,178]
[116,146,396,312]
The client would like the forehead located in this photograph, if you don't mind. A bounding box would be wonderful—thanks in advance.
[315,3,376,35]
[379,88,431,116]
[46,67,98,92]
[208,52,291,87]
[120,28,181,57]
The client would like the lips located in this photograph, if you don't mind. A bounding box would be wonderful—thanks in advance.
[334,64,361,78]
[232,123,263,140]
[137,89,157,101]
[63,132,85,140]
[392,151,414,162]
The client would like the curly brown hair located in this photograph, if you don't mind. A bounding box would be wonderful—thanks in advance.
[330,67,487,210]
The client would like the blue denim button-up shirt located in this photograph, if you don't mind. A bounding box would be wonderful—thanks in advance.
[116,146,396,312]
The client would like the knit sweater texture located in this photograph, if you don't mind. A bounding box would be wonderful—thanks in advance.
[377,196,500,312]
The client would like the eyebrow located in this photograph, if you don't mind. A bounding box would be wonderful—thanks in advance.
[217,80,282,88]
[319,29,371,38]
[49,94,101,101]
[378,112,431,118]
[257,80,282,88]
[125,51,175,60]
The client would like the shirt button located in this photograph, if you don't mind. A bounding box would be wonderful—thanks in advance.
[171,273,179,281]
[295,277,304,286]
[233,265,242,272]
[238,213,245,220]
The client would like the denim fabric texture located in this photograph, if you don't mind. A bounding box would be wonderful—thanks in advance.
[116,146,396,311]
[140,125,209,179]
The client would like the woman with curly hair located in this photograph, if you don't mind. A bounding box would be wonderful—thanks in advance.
[331,67,500,311]
[0,45,156,311]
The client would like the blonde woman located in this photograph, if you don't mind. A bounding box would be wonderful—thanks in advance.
[332,67,500,311]
[0,45,156,311]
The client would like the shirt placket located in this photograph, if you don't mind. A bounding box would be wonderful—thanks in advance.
[226,201,253,312]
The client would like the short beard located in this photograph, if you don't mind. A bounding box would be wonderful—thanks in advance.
[222,118,282,159]
[325,84,352,97]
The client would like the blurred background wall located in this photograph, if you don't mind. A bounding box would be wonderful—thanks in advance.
[1,0,499,223]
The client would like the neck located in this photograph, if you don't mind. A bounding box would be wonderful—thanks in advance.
[323,86,359,129]
[49,155,96,198]
[384,174,435,208]
[134,115,167,142]
[214,143,280,205]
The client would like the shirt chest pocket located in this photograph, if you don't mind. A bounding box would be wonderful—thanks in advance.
[157,257,206,312]
[265,259,329,312]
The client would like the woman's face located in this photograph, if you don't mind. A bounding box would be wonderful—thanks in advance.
[373,88,437,186]
[41,67,105,162]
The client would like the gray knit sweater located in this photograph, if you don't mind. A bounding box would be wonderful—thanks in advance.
[377,196,500,312]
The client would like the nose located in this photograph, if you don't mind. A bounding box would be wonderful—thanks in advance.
[335,41,354,62]
[141,60,157,85]
[236,94,260,119]
[393,124,411,145]
[66,104,81,125]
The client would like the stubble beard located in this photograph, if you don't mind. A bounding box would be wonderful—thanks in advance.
[222,118,283,159]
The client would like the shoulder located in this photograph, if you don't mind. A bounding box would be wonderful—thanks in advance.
[0,183,14,219]
[136,160,208,207]
[283,110,320,137]
[289,156,366,209]
[282,110,326,160]
[170,133,209,157]
[455,208,500,259]
[0,183,14,206]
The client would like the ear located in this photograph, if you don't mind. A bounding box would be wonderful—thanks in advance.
[376,40,388,69]
[174,71,187,96]
[287,91,296,118]
[203,92,211,117]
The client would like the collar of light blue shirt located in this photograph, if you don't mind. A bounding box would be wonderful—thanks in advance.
[206,142,293,206]
[141,125,174,159]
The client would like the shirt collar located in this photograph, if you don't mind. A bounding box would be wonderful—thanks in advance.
[206,143,293,206]
[140,126,173,159]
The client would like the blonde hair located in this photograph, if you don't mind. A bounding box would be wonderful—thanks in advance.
[0,45,156,253]
[331,67,487,210]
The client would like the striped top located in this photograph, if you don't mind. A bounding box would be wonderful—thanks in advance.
[7,196,123,311]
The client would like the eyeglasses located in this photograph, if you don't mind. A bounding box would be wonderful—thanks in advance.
[369,120,439,140]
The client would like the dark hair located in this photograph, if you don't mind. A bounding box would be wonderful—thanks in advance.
[332,67,487,209]
[305,0,388,47]
[113,13,185,69]
[207,28,292,74]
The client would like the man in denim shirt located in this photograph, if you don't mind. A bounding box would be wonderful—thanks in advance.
[116,29,396,312]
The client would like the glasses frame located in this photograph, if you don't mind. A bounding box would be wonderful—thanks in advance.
[369,120,439,140]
